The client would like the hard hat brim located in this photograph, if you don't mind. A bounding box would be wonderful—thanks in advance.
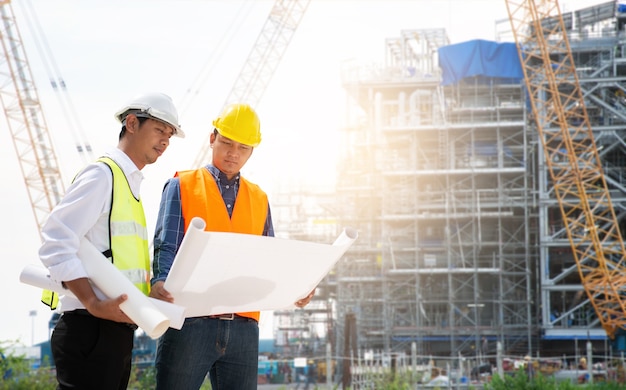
[134,112,185,138]
[114,93,184,138]
[116,110,185,138]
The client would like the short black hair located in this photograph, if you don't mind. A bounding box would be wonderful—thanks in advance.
[119,116,150,140]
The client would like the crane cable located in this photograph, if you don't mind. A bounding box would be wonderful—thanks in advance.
[18,0,94,165]
[178,0,256,117]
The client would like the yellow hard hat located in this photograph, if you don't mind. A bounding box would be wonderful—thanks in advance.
[212,103,261,147]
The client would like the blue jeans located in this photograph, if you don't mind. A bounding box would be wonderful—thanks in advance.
[155,316,259,390]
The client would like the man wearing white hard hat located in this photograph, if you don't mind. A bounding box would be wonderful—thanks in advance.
[39,92,183,390]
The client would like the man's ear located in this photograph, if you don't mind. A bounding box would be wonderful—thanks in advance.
[209,131,216,147]
[125,114,139,134]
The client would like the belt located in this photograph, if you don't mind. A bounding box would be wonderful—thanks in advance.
[207,313,246,321]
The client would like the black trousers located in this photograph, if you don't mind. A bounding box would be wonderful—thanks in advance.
[51,310,135,390]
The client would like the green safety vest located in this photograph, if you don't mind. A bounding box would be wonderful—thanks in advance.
[42,157,150,309]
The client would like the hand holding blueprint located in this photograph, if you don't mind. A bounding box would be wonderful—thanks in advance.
[164,217,358,318]
[19,239,186,339]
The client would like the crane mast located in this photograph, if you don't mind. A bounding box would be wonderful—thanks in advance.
[192,0,311,168]
[0,0,64,241]
[505,0,626,338]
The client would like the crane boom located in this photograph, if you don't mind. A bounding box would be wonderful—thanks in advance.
[192,0,311,168]
[0,1,64,241]
[505,0,626,338]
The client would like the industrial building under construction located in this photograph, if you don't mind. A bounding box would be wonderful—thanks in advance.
[273,0,626,364]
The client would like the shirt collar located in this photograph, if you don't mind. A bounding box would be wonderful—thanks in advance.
[105,148,144,182]
[206,164,238,185]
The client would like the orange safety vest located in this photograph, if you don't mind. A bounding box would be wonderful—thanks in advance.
[177,168,268,321]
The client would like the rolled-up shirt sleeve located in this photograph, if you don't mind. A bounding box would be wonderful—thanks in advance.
[152,177,185,283]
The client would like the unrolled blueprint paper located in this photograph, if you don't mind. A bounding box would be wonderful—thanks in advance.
[164,217,358,318]
[19,264,185,331]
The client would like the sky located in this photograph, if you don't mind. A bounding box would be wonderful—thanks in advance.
[0,0,601,347]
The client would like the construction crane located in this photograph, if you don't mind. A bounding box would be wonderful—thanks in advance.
[505,0,626,339]
[2,0,310,236]
[191,0,311,168]
[0,0,65,240]
[18,0,94,165]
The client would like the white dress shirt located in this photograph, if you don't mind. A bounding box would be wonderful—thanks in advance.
[39,148,144,312]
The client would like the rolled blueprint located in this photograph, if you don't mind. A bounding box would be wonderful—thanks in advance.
[162,217,210,293]
[164,217,358,318]
[19,264,185,330]
[76,238,170,338]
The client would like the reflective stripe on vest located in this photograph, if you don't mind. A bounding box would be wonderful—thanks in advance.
[100,157,150,296]
[110,220,149,240]
[177,168,268,321]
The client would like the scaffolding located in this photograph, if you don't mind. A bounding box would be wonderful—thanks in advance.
[271,189,339,358]
[336,26,536,359]
[331,0,626,361]
[271,1,626,374]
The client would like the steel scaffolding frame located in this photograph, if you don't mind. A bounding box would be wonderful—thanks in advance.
[271,0,626,370]
[336,27,536,358]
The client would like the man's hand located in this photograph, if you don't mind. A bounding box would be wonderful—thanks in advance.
[295,289,315,308]
[149,280,174,302]
[86,294,133,324]
[64,278,133,323]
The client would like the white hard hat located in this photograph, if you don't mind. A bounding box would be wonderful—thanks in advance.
[115,92,184,138]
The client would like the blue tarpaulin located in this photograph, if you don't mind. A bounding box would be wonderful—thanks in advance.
[438,39,523,86]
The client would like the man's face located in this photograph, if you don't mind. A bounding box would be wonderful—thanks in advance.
[210,132,253,179]
[130,116,173,168]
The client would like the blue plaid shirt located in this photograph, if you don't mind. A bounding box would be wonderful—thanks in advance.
[151,165,274,283]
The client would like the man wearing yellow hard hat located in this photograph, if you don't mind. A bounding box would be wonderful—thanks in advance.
[149,103,315,389]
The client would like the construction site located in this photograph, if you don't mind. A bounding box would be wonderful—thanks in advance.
[271,0,626,380]
[6,0,626,387]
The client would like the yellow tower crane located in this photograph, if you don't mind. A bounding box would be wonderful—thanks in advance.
[505,0,626,339]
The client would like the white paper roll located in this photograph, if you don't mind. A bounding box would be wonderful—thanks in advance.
[20,264,63,292]
[19,264,186,330]
[76,239,170,338]
[146,299,185,330]
[163,217,208,292]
